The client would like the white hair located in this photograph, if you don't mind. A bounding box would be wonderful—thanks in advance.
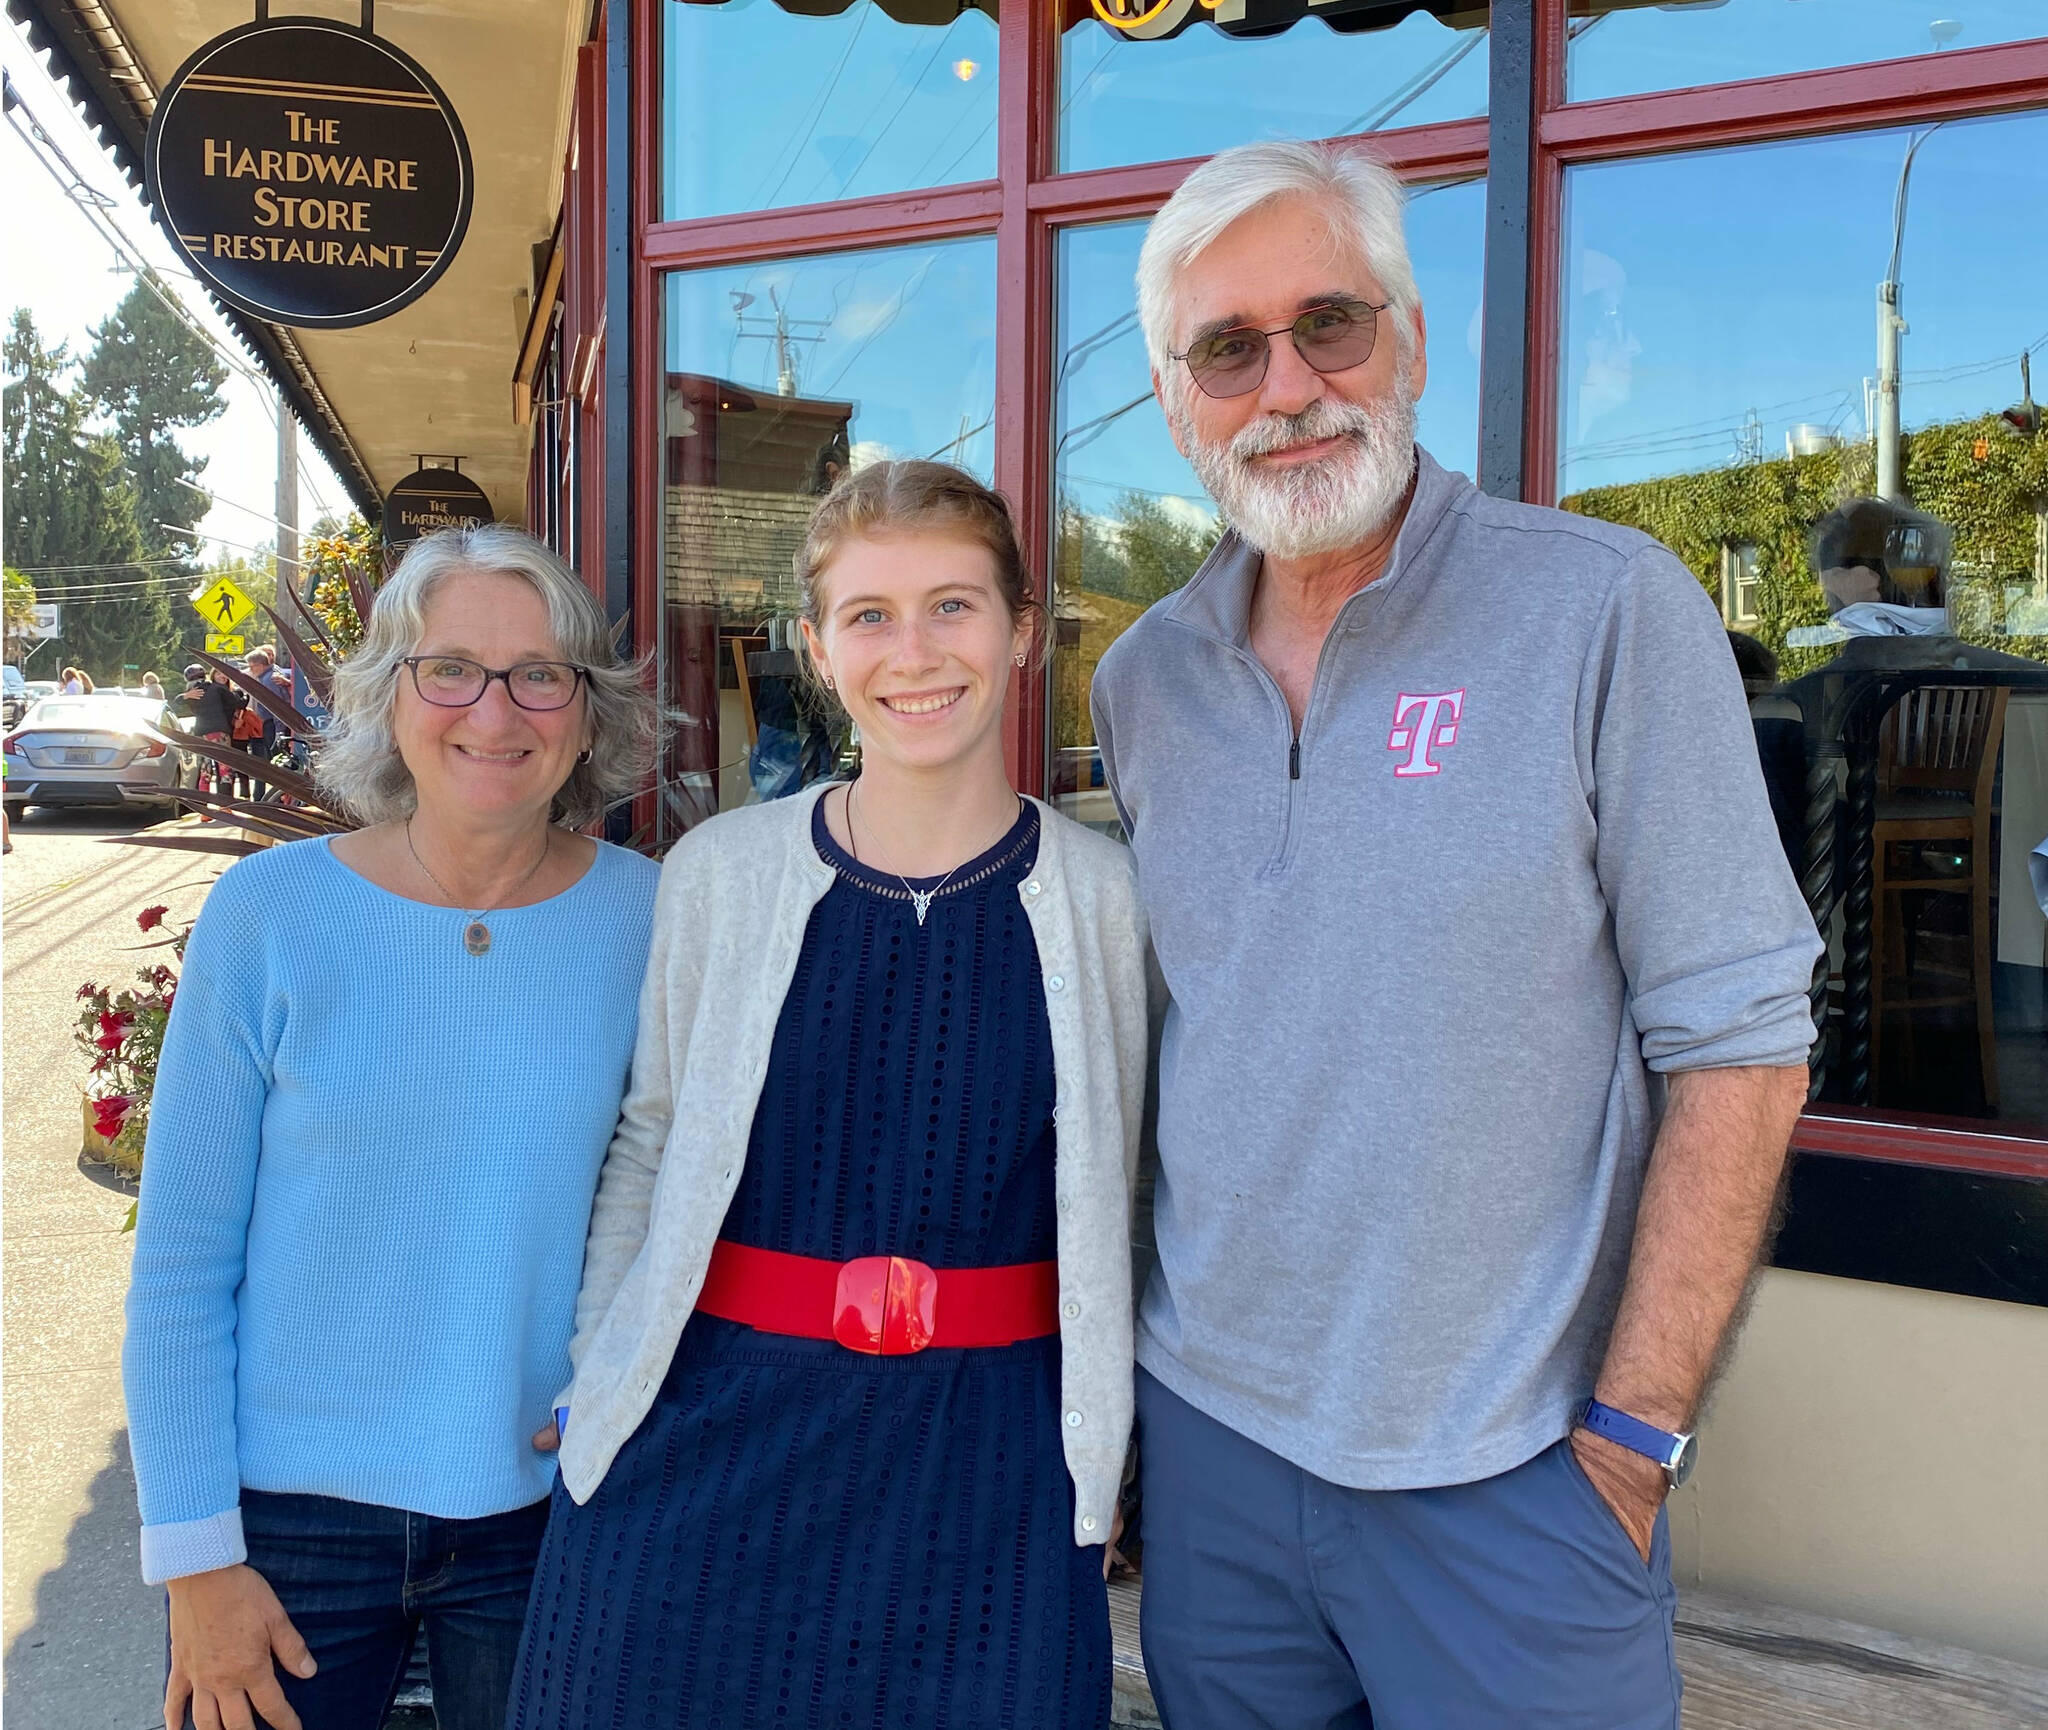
[1137,139,1419,401]
[317,524,659,828]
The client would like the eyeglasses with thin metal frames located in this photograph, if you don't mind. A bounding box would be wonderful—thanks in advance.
[399,656,590,712]
[1173,298,1391,400]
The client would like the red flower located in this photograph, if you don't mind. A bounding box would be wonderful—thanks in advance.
[91,1095,134,1139]
[76,982,102,1002]
[137,905,170,932]
[94,1010,135,1052]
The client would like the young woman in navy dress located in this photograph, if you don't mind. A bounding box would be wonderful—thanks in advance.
[511,461,1152,1730]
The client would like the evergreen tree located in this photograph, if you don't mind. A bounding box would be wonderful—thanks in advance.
[3,309,177,681]
[79,276,228,565]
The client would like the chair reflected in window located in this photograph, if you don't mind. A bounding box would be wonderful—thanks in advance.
[1871,685,2010,1112]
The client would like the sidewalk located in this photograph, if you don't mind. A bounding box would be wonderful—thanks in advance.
[3,814,222,1730]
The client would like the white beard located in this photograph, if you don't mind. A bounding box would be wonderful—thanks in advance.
[1177,384,1417,560]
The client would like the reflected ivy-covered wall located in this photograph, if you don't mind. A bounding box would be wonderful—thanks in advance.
[1561,416,2048,678]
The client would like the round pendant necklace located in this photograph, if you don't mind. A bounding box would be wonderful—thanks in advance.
[405,821,553,956]
[847,782,1017,928]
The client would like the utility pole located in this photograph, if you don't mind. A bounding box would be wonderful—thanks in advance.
[1877,126,1942,502]
[275,398,301,607]
[732,286,828,398]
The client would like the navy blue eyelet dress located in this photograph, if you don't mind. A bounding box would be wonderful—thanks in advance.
[509,798,1111,1730]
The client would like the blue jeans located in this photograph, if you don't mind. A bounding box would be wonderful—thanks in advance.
[232,1488,549,1730]
[1135,1370,1682,1730]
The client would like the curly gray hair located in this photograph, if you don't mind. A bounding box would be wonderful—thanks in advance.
[316,524,658,828]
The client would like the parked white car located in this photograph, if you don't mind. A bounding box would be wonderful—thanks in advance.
[3,694,189,817]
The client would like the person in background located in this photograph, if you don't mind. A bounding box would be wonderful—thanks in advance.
[1729,631,1805,872]
[1094,140,1819,1729]
[141,671,166,702]
[123,525,661,1730]
[243,644,292,800]
[178,665,247,809]
[512,462,1150,1730]
[60,666,87,694]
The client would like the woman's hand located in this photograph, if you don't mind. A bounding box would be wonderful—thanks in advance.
[164,1564,315,1730]
[1101,1504,1128,1581]
[532,1419,561,1452]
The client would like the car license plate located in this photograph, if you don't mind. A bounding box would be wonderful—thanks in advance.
[62,748,104,765]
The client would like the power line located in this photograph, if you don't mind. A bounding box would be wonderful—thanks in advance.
[11,556,204,573]
[172,473,295,537]
[19,575,193,592]
[2,67,342,527]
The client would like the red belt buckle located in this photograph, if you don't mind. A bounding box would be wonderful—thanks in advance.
[833,1256,939,1355]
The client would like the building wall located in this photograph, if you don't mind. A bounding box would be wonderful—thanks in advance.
[1669,1267,2048,1667]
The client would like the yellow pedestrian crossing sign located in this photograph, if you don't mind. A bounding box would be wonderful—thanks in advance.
[206,633,246,656]
[191,575,255,632]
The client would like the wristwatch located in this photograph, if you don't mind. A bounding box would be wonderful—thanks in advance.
[1577,1398,1698,1488]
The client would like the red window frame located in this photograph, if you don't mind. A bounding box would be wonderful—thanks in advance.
[620,0,2048,1175]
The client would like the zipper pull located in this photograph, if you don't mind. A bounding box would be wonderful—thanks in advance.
[1289,738,1301,780]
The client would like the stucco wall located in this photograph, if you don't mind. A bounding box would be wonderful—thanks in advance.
[1669,1267,2048,1668]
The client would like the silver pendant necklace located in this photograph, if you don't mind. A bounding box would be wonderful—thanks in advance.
[405,821,553,956]
[848,782,1014,927]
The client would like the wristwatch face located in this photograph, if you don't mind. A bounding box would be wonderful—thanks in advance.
[1668,1433,1699,1488]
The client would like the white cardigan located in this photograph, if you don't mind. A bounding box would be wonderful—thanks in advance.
[558,784,1151,1544]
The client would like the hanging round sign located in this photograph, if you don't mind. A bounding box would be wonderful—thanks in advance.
[146,18,472,329]
[382,467,495,549]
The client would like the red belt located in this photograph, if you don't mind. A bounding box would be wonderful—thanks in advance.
[696,1240,1060,1355]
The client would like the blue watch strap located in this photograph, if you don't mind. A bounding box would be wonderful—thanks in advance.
[1578,1398,1685,1470]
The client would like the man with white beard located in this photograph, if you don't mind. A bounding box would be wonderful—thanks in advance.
[1090,141,1821,1728]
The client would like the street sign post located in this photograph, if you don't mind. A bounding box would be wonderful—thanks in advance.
[191,576,256,634]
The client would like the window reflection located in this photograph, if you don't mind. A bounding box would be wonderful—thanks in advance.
[1567,0,2045,104]
[658,239,996,841]
[664,0,998,223]
[1558,115,2048,1129]
[1051,183,1486,830]
[1059,0,1486,176]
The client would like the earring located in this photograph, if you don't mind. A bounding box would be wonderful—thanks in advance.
[1014,653,1026,667]
[576,748,592,765]
[823,675,835,690]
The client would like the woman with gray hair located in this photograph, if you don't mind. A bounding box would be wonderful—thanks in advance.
[122,524,662,1730]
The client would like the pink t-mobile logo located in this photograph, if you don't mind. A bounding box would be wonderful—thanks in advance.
[1386,690,1466,777]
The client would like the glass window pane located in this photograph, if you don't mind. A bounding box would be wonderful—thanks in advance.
[658,237,996,840]
[664,0,998,223]
[1567,0,2046,104]
[1052,179,1486,829]
[1059,0,1486,176]
[1557,115,2048,1132]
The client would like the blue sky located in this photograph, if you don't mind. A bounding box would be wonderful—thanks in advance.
[1561,109,2048,497]
[1568,0,2047,102]
[667,239,1000,478]
[662,1,1487,220]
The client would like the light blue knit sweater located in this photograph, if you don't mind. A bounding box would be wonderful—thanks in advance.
[122,835,658,1584]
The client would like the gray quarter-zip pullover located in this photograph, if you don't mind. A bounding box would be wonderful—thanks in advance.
[1091,447,1821,1490]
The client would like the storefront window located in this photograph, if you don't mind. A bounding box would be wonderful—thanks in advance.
[657,236,996,840]
[1558,113,2048,1129]
[1567,0,2046,105]
[1051,179,1487,828]
[1059,0,1486,176]
[663,0,998,223]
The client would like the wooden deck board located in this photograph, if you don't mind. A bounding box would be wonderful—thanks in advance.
[1104,1579,2048,1729]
